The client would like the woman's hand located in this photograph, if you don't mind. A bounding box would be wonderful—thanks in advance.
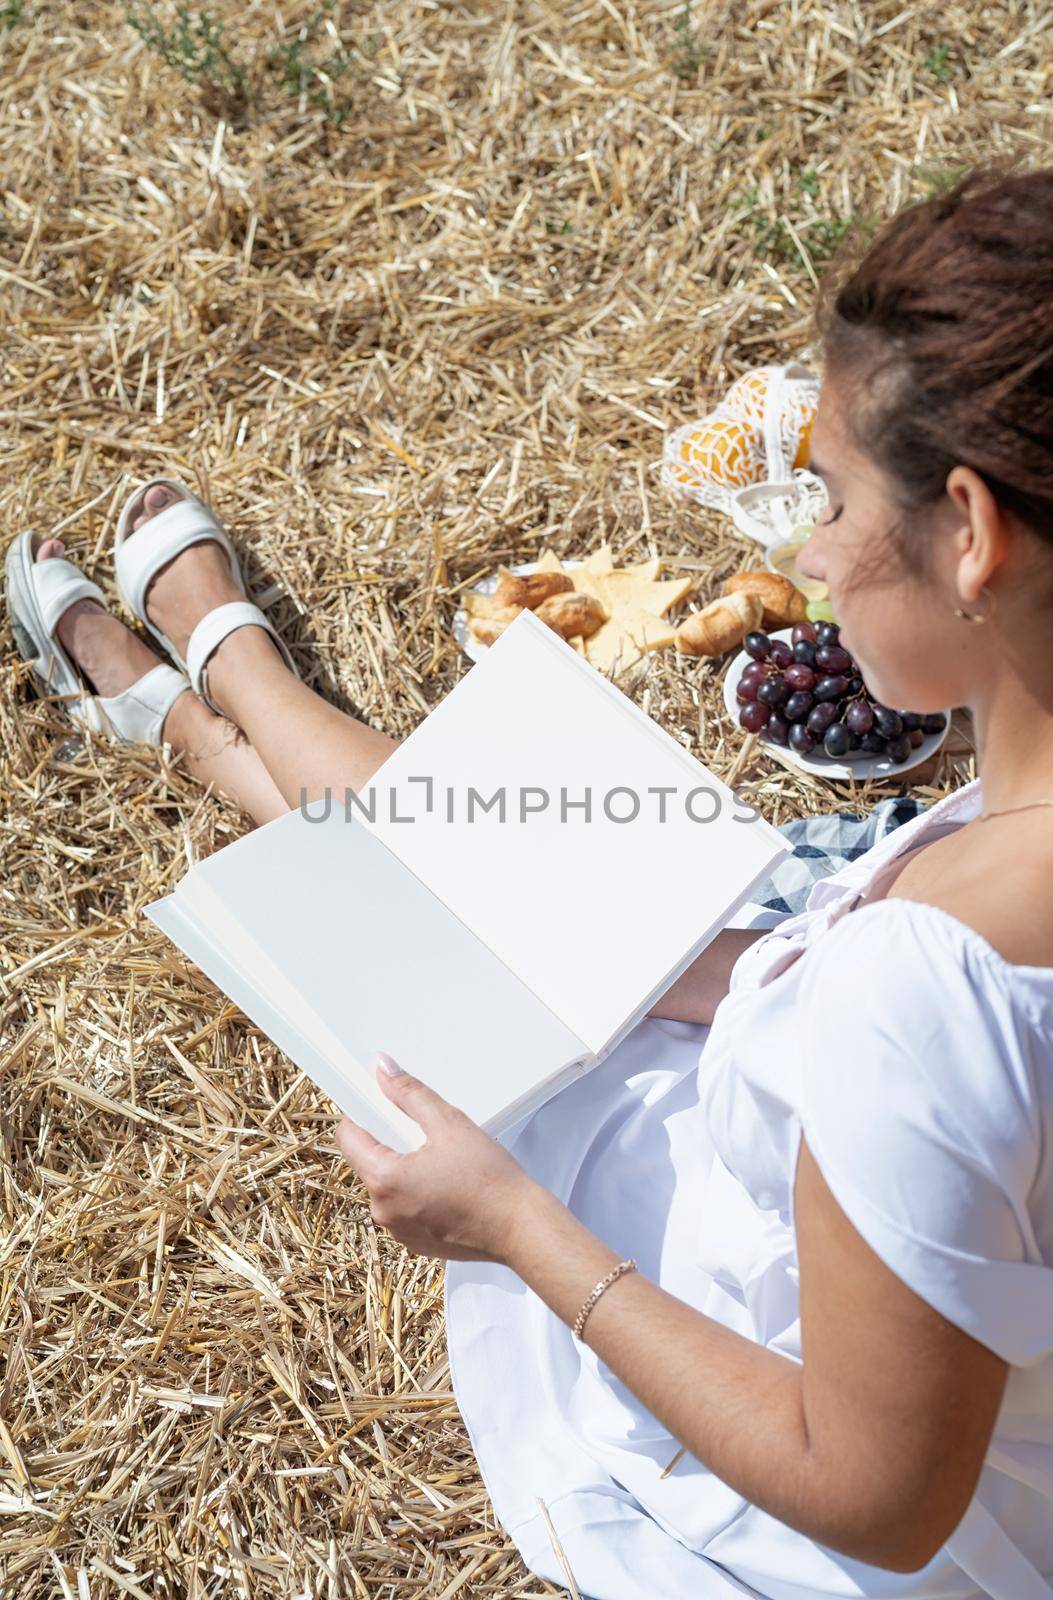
[335,1052,539,1263]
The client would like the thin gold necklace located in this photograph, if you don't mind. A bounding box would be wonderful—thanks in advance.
[977,800,1053,823]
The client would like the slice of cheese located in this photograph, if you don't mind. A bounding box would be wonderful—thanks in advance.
[581,541,615,578]
[582,608,676,670]
[499,543,692,675]
[618,608,678,652]
[561,568,606,606]
[592,569,694,616]
[582,619,644,675]
[537,544,614,600]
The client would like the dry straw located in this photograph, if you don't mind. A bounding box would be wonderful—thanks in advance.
[1,0,1047,1594]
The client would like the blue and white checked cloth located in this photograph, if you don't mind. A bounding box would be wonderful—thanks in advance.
[742,793,928,921]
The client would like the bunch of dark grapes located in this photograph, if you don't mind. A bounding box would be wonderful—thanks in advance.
[735,622,946,763]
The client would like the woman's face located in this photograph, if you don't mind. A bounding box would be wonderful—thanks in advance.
[795,375,979,715]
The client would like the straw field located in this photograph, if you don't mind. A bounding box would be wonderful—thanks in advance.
[1,1,1049,1594]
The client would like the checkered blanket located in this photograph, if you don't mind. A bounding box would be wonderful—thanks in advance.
[748,794,928,919]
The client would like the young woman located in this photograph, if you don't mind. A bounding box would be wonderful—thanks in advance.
[8,162,1053,1600]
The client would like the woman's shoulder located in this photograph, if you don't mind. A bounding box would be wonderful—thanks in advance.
[800,895,1053,1117]
[886,811,1053,971]
[824,889,1053,1005]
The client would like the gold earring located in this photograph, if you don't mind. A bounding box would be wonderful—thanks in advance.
[953,585,996,624]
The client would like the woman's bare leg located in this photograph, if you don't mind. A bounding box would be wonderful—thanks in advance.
[124,485,400,806]
[208,629,397,805]
[161,688,292,824]
[33,534,292,826]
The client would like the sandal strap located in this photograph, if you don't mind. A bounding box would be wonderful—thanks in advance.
[185,600,296,714]
[96,662,189,746]
[116,497,242,624]
[5,531,193,747]
[32,556,106,638]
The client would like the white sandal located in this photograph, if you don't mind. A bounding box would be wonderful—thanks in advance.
[114,476,300,717]
[4,530,190,745]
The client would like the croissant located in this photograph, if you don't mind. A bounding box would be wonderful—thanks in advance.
[723,571,807,629]
[675,590,763,657]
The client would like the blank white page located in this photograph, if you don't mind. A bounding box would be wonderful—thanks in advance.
[359,608,789,1054]
[148,802,587,1152]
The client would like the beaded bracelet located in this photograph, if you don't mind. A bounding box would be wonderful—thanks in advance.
[572,1258,638,1341]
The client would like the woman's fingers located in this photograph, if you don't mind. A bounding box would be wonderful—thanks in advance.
[336,1052,455,1184]
[335,1114,395,1183]
[334,1057,532,1262]
[373,1055,456,1134]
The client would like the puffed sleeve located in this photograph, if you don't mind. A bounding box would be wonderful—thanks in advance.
[795,899,1053,1366]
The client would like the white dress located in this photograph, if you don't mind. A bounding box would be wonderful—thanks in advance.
[444,777,1053,1600]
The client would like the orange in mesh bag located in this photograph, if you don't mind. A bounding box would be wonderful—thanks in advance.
[659,362,829,546]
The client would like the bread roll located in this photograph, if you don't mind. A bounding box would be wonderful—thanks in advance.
[723,570,808,629]
[468,605,524,645]
[675,590,763,657]
[464,569,575,621]
[464,590,504,619]
[533,590,607,640]
[494,566,575,610]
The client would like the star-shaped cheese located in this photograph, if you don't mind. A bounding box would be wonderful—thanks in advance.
[537,543,692,675]
[537,545,615,585]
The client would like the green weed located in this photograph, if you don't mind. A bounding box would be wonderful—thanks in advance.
[266,0,358,126]
[923,41,952,80]
[672,0,707,82]
[125,1,370,124]
[914,160,970,197]
[737,169,873,269]
[124,5,248,111]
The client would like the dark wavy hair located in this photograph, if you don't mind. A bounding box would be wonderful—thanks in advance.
[813,157,1053,569]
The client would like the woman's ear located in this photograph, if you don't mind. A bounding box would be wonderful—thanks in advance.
[943,465,1010,604]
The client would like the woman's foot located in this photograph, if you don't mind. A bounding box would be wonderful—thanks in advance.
[123,483,285,699]
[30,530,291,820]
[126,483,244,662]
[33,534,191,732]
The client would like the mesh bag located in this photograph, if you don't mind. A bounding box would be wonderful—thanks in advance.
[658,362,829,546]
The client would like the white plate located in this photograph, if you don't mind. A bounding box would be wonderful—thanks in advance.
[452,559,583,663]
[722,628,952,781]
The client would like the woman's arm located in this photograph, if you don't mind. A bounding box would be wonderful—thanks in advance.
[337,1071,1008,1575]
[647,927,767,1023]
[499,1137,1007,1572]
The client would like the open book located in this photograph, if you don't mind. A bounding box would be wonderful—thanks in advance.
[145,607,790,1152]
